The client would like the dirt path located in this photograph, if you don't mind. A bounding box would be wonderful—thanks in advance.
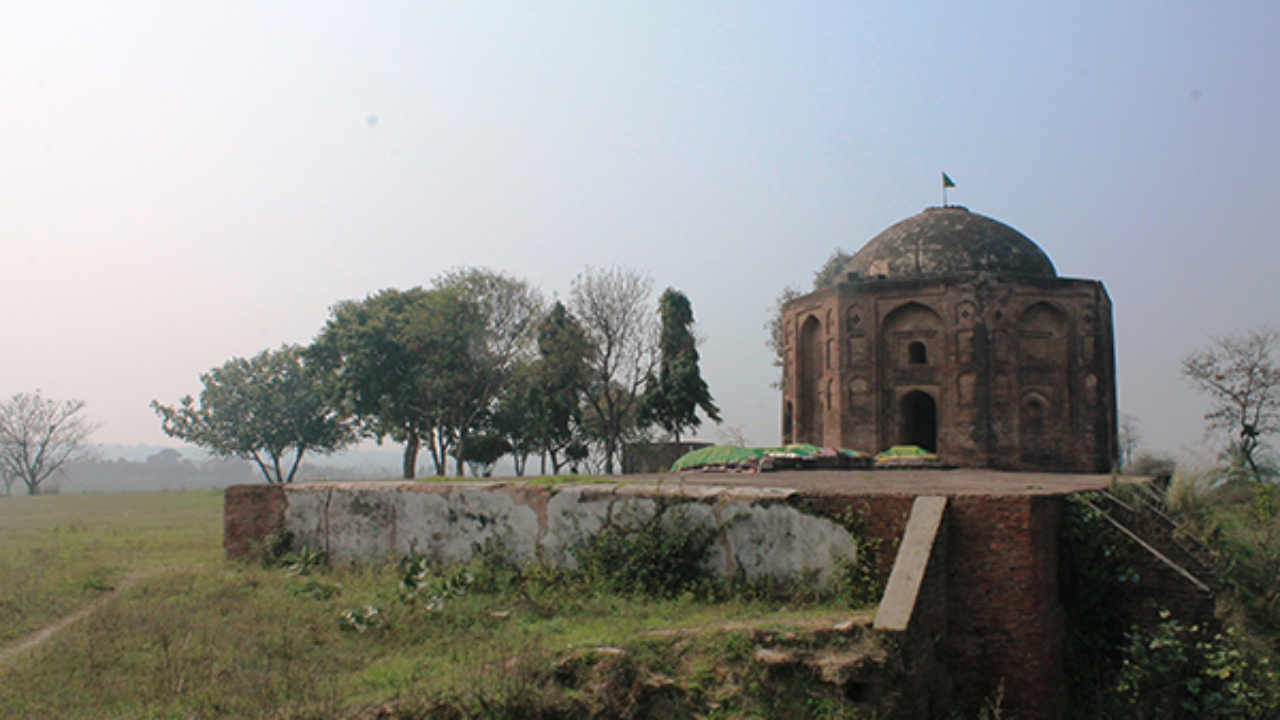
[0,565,179,667]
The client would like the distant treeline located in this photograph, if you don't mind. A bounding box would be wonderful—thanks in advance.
[53,448,397,493]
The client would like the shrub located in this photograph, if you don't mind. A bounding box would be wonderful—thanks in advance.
[570,501,718,599]
[1115,611,1279,719]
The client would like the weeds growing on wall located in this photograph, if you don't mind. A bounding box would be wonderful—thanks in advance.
[831,505,885,608]
[569,501,719,598]
[1060,492,1142,715]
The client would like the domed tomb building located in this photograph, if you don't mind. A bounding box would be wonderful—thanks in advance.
[780,206,1117,472]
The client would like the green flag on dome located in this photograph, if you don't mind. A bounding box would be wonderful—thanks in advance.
[942,172,956,188]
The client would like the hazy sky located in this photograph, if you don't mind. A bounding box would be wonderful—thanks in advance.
[3,1,1278,462]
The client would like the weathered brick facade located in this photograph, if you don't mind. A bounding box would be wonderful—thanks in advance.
[223,483,286,559]
[781,207,1118,473]
[815,492,1067,719]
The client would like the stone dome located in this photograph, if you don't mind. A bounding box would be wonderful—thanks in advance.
[846,206,1057,279]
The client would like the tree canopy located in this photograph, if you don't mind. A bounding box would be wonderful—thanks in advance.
[152,345,355,484]
[309,270,542,478]
[529,301,593,473]
[641,288,720,443]
[309,286,473,477]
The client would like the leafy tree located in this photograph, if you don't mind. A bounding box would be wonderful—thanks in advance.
[489,360,542,476]
[528,302,593,474]
[490,301,592,475]
[309,271,540,478]
[401,287,490,476]
[152,345,355,484]
[812,248,854,289]
[309,287,481,478]
[457,432,511,478]
[0,391,99,495]
[433,268,544,475]
[641,288,721,443]
[765,285,804,387]
[1182,325,1280,481]
[570,266,658,474]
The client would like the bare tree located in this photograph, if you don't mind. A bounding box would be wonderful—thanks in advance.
[1119,413,1142,471]
[0,391,99,495]
[1182,325,1280,480]
[570,266,658,474]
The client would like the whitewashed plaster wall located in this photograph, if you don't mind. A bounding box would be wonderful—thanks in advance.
[281,482,858,583]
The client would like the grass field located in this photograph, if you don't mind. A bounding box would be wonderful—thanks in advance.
[0,490,877,719]
[0,492,223,648]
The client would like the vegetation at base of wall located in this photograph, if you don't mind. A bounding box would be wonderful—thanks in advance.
[1059,492,1141,714]
[570,502,721,599]
[0,491,884,719]
[1062,479,1280,719]
[1167,462,1280,641]
[786,498,886,607]
[1114,611,1278,719]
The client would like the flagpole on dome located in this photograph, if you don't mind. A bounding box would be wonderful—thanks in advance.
[942,172,956,207]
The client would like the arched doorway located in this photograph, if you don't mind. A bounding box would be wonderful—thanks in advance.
[797,316,824,444]
[900,391,938,452]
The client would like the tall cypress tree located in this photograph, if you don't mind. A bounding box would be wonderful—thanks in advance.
[642,289,721,443]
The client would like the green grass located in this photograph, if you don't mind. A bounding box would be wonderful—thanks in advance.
[0,490,878,719]
[0,491,223,647]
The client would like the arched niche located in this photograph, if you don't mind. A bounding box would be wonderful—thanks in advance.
[1017,302,1069,367]
[796,315,824,444]
[883,302,944,370]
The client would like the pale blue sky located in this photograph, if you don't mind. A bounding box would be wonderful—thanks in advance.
[3,1,1278,461]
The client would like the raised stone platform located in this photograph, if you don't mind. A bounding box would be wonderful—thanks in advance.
[223,470,1167,720]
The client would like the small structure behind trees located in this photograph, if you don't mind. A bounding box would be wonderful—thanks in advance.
[0,391,99,495]
[152,344,356,484]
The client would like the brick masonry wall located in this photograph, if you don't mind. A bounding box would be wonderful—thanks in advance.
[805,493,916,580]
[223,484,286,559]
[807,493,1066,720]
[945,495,1065,720]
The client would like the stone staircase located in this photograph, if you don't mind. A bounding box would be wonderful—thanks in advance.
[1084,481,1219,627]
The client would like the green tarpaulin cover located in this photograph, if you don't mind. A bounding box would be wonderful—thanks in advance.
[875,445,938,460]
[670,444,866,471]
[669,445,767,471]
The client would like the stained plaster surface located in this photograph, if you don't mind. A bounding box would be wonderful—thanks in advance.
[281,481,858,581]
